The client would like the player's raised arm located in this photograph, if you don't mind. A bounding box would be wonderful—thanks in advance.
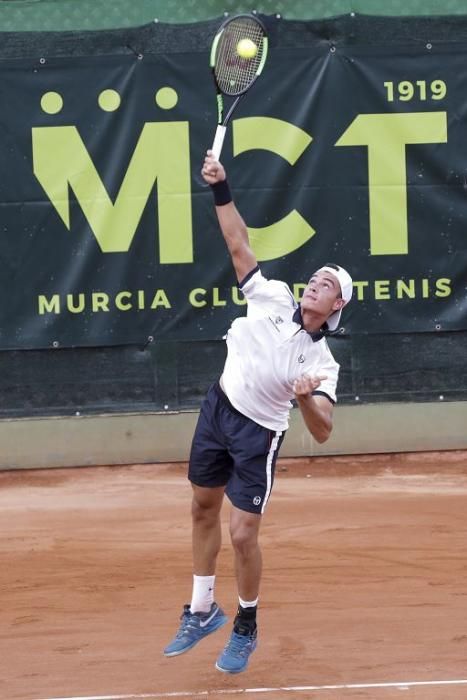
[201,151,257,283]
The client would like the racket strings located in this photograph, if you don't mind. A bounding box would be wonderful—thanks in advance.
[214,18,265,96]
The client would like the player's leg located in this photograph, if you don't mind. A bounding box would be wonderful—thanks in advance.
[215,507,261,673]
[216,421,284,673]
[230,506,262,606]
[191,483,225,610]
[164,384,231,657]
[230,506,262,638]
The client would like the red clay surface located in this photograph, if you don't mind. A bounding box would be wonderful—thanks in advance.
[1,450,467,700]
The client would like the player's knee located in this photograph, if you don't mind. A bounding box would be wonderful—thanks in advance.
[191,490,222,524]
[230,521,258,555]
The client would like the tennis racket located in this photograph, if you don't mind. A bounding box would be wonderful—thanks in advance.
[210,13,268,160]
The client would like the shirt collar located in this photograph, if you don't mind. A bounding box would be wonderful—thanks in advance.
[292,304,327,342]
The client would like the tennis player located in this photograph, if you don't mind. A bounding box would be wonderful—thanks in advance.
[164,151,353,674]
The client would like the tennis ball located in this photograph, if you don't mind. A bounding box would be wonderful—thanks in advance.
[236,38,258,59]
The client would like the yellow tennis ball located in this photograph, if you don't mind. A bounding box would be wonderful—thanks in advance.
[236,38,258,59]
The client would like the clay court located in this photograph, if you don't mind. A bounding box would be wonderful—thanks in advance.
[2,450,467,700]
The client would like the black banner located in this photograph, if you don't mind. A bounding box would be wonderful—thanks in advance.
[0,16,466,349]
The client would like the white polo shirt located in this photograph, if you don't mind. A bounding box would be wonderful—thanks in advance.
[221,268,340,432]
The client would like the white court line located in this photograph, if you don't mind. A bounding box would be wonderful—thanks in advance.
[35,677,467,700]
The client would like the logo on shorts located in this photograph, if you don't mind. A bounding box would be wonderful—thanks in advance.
[253,496,262,506]
[298,354,305,363]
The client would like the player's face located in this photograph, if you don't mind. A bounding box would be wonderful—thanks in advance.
[301,270,343,317]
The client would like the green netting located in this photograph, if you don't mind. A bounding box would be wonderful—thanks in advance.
[0,0,467,32]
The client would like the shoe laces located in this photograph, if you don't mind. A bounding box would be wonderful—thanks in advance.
[224,631,255,657]
[175,607,199,637]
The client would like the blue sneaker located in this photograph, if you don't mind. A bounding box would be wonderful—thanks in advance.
[215,625,257,674]
[164,602,228,657]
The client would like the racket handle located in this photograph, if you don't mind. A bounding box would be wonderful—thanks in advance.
[211,125,227,161]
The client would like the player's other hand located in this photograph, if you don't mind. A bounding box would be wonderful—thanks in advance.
[293,373,327,397]
[201,150,226,185]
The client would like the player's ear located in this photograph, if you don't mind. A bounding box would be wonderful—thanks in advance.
[332,297,346,311]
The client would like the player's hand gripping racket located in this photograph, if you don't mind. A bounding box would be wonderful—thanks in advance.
[210,14,268,160]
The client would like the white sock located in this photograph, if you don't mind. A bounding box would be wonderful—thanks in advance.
[190,575,215,613]
[239,596,258,609]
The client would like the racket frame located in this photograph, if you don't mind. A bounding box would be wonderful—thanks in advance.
[209,14,268,159]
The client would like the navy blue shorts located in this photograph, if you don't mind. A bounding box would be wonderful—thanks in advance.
[188,382,285,515]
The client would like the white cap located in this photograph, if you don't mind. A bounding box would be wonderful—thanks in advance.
[315,264,353,331]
